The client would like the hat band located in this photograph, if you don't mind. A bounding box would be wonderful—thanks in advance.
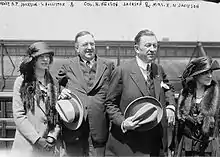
[72,103,80,122]
[56,102,69,121]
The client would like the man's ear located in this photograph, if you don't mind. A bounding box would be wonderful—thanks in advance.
[134,44,139,53]
[75,43,79,53]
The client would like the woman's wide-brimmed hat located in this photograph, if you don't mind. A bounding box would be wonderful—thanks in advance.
[56,92,84,130]
[27,42,54,58]
[21,42,54,64]
[181,56,220,79]
[19,42,54,74]
[124,96,163,132]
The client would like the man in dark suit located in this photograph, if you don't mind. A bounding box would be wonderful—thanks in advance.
[105,29,176,156]
[57,31,114,157]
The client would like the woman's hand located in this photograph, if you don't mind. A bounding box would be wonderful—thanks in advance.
[35,137,54,151]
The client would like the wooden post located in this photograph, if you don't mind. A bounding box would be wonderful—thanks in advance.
[1,43,5,91]
[117,45,120,66]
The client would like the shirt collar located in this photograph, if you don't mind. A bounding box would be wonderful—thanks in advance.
[136,56,151,70]
[79,55,96,65]
[82,58,95,64]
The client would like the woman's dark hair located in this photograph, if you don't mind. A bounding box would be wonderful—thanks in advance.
[181,79,216,97]
[18,44,53,112]
[19,57,37,112]
[19,52,53,82]
[181,79,197,97]
[19,57,37,82]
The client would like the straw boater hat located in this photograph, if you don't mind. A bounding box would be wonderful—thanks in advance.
[124,96,163,132]
[56,93,84,130]
[181,56,220,80]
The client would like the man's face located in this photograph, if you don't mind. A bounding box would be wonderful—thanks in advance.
[76,34,96,61]
[135,35,158,63]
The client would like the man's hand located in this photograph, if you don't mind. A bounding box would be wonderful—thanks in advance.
[59,88,71,99]
[122,115,141,132]
[166,109,175,126]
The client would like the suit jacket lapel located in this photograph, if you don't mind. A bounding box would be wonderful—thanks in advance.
[70,57,89,92]
[89,58,107,92]
[152,63,161,100]
[130,59,148,96]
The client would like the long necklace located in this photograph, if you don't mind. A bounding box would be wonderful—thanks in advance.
[35,80,50,117]
[37,79,48,95]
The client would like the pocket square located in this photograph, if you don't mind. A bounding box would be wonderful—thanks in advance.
[161,81,170,90]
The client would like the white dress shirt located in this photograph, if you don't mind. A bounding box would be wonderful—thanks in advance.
[81,58,95,68]
[136,56,151,81]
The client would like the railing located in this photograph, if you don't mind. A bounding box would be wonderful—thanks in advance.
[0,92,14,149]
[0,92,13,98]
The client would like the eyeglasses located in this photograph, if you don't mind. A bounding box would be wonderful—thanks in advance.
[81,42,95,48]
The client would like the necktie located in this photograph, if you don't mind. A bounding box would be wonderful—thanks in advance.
[86,61,91,68]
[146,64,150,72]
[145,64,151,86]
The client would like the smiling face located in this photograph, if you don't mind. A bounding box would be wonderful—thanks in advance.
[135,35,158,63]
[35,53,51,71]
[75,34,96,61]
[195,70,213,86]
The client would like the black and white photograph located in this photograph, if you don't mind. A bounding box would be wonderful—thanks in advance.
[0,1,220,157]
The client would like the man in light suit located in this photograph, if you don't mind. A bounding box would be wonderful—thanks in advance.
[105,29,176,156]
[57,31,114,157]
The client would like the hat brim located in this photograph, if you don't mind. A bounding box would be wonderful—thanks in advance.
[124,96,163,132]
[20,50,54,66]
[57,93,84,130]
[210,60,220,71]
[190,60,220,77]
[32,49,54,57]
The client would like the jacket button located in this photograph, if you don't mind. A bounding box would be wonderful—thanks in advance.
[75,137,79,141]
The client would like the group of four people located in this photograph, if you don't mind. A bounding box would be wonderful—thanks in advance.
[11,29,220,157]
